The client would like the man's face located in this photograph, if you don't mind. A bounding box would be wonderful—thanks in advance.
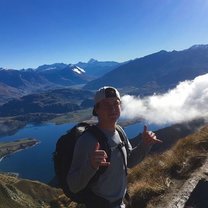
[96,98,121,122]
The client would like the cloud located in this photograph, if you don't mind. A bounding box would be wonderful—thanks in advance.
[120,73,208,125]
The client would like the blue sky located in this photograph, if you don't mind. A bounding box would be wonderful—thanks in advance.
[1,0,208,69]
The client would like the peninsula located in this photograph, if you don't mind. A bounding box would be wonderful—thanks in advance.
[0,138,38,160]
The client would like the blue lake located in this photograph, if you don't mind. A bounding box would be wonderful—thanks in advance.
[0,121,165,183]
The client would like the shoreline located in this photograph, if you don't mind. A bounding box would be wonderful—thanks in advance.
[0,109,142,137]
[0,155,6,162]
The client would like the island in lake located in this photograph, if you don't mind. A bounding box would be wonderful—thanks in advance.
[0,138,38,160]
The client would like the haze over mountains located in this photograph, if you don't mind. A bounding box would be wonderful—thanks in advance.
[1,44,208,119]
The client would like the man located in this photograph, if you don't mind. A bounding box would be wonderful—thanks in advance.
[67,86,162,208]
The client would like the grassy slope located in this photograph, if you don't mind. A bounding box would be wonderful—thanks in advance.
[0,173,75,208]
[127,124,208,208]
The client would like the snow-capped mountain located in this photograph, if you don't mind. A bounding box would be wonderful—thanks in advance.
[0,58,121,104]
[0,64,90,100]
[71,66,85,74]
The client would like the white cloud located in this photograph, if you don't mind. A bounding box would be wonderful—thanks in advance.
[121,73,208,125]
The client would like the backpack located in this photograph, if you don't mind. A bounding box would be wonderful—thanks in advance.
[53,121,129,203]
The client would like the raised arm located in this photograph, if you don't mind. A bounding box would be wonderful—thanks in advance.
[127,125,162,168]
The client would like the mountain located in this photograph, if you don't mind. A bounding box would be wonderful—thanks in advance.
[2,44,208,103]
[35,63,68,72]
[83,44,208,95]
[0,65,90,104]
[0,59,121,91]
[0,68,48,89]
[0,82,24,105]
[0,60,121,104]
[0,88,94,117]
[0,65,88,90]
[36,64,90,86]
[76,59,122,78]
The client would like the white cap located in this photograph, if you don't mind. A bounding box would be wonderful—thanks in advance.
[93,86,121,116]
[94,86,121,104]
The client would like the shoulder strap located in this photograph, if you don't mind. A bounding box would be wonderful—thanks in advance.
[116,124,130,175]
[116,124,131,156]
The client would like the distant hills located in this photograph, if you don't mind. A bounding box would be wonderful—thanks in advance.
[1,44,208,100]
[0,64,88,104]
[0,60,120,104]
[84,44,208,95]
[1,44,208,116]
[0,88,94,117]
[76,58,122,77]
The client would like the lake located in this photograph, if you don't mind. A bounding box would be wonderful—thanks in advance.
[0,121,165,184]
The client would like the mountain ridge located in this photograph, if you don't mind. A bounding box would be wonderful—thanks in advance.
[1,44,208,105]
[83,44,208,95]
[0,60,121,104]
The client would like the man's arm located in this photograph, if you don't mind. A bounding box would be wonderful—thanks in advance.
[127,125,162,168]
[67,132,110,193]
[67,133,98,193]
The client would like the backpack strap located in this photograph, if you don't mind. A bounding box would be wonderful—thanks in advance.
[116,124,131,156]
[116,124,130,175]
[116,125,133,206]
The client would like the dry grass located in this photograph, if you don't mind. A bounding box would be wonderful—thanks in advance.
[0,173,72,208]
[127,125,208,208]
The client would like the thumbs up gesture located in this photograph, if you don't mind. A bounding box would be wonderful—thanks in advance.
[142,125,163,145]
[91,142,110,170]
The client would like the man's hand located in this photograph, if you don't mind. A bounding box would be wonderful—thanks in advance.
[91,142,110,169]
[142,125,163,145]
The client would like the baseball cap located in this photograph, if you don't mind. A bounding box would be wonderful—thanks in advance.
[92,86,121,116]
